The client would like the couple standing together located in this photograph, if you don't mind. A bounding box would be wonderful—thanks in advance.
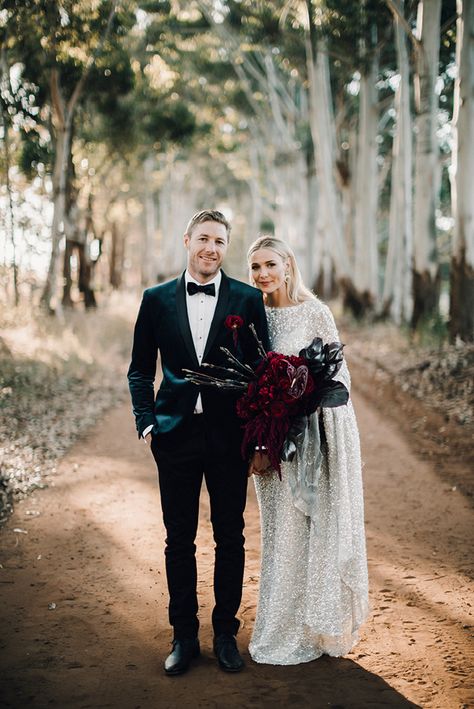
[128,209,369,675]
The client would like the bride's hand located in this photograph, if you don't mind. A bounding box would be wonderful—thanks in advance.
[248,451,273,477]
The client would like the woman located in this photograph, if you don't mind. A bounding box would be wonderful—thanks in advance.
[247,236,369,665]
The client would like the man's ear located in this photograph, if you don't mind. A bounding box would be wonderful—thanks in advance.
[183,233,189,249]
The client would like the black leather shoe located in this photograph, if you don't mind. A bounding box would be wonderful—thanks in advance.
[164,638,200,675]
[213,634,244,672]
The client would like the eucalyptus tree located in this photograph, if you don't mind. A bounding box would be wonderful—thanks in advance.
[387,0,443,327]
[1,0,138,311]
[0,36,19,305]
[383,0,413,323]
[412,0,443,328]
[449,0,474,341]
[222,0,394,310]
[138,2,309,276]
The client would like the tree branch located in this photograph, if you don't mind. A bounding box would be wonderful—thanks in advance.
[50,69,66,129]
[385,0,421,52]
[66,0,119,121]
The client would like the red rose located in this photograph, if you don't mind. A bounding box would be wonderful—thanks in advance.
[259,386,270,399]
[271,400,287,418]
[269,385,280,400]
[247,382,257,397]
[225,314,244,330]
[225,315,244,348]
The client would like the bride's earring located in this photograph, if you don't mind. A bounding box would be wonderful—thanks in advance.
[284,272,290,283]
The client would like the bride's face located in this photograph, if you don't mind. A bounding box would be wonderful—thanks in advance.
[249,248,288,296]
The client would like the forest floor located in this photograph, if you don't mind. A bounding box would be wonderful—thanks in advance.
[0,298,473,708]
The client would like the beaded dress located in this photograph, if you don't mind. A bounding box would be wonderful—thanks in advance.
[248,299,369,665]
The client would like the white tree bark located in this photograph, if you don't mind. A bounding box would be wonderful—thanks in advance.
[0,43,19,305]
[449,0,474,341]
[383,0,413,323]
[247,140,263,247]
[305,34,350,283]
[411,0,442,325]
[41,69,71,313]
[141,156,157,287]
[274,149,309,278]
[305,149,320,292]
[157,155,195,277]
[353,51,379,310]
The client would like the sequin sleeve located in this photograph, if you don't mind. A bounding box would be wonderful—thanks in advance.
[306,299,351,392]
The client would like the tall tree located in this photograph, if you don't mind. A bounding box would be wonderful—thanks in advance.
[352,5,380,316]
[411,0,443,327]
[383,0,413,323]
[2,0,135,311]
[449,0,474,341]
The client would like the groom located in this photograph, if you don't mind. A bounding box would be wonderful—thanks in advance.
[128,209,269,675]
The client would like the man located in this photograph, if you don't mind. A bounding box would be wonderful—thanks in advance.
[128,209,269,675]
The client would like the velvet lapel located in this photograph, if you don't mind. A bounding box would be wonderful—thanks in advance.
[175,272,199,367]
[203,271,230,361]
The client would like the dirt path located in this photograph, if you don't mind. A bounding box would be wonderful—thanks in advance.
[0,389,473,709]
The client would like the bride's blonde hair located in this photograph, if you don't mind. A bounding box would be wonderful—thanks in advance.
[247,236,316,305]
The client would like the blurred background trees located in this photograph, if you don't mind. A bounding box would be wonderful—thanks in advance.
[1,0,472,341]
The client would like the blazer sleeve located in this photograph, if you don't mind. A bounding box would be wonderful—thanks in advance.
[127,290,158,437]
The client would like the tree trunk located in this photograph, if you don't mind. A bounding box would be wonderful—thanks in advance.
[78,242,96,309]
[157,154,195,278]
[109,221,123,289]
[41,6,117,312]
[383,0,413,323]
[305,6,350,286]
[247,140,263,245]
[449,0,474,342]
[352,47,379,317]
[141,156,157,287]
[41,124,70,312]
[305,146,320,292]
[274,149,308,277]
[41,70,72,312]
[411,0,442,328]
[1,43,19,306]
[62,240,75,307]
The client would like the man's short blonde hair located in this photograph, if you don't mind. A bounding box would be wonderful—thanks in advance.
[185,209,231,241]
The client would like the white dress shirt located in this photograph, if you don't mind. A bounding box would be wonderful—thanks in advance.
[185,269,221,413]
[142,269,221,438]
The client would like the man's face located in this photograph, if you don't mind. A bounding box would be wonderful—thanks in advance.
[184,220,228,283]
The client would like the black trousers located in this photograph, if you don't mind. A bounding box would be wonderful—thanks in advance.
[151,415,248,639]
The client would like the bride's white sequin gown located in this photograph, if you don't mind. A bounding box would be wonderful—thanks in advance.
[249,299,369,665]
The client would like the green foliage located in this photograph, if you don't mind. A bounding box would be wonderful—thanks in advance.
[18,130,52,178]
[144,100,197,145]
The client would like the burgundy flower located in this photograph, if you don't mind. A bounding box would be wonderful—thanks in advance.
[271,401,287,418]
[225,315,244,348]
[184,328,348,479]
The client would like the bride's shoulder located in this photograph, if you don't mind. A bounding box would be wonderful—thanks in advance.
[302,296,332,318]
[304,297,339,336]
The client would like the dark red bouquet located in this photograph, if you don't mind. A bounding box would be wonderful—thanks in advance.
[184,325,348,476]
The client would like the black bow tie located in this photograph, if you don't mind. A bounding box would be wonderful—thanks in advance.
[187,281,216,297]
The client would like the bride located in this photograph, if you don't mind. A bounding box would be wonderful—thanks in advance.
[247,236,369,665]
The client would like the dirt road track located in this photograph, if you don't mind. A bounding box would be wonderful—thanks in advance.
[0,389,472,708]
